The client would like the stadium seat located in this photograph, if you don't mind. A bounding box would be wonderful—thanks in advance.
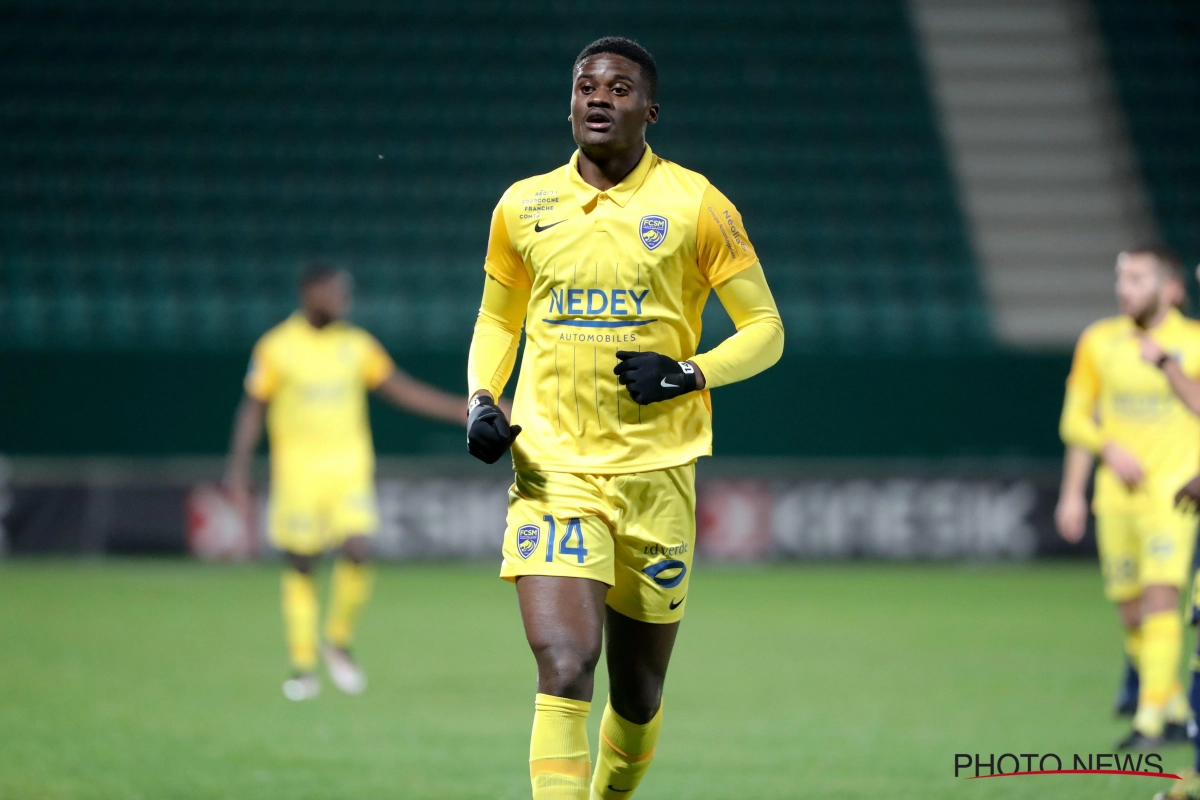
[0,0,990,354]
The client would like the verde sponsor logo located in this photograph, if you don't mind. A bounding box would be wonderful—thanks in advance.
[644,542,689,557]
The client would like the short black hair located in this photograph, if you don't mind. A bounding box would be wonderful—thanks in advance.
[299,261,346,289]
[1122,244,1184,283]
[574,37,658,100]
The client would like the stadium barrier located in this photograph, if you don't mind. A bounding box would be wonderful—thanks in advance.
[0,457,1088,561]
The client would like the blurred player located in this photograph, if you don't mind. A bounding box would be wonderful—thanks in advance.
[465,38,784,799]
[1145,260,1200,800]
[1056,247,1200,749]
[225,263,466,701]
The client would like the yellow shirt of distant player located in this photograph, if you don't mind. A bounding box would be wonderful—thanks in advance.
[245,314,394,478]
[1062,309,1200,513]
[484,145,760,473]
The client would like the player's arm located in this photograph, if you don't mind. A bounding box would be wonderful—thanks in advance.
[1056,445,1093,544]
[225,395,266,508]
[225,342,275,506]
[1060,330,1143,489]
[1139,334,1200,415]
[1056,330,1101,543]
[466,197,530,463]
[614,184,783,404]
[468,274,528,404]
[372,369,468,426]
[690,263,784,388]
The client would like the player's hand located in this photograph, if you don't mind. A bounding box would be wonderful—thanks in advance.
[467,394,521,464]
[1139,334,1168,367]
[1176,474,1200,514]
[1055,491,1089,543]
[224,472,253,515]
[613,351,698,405]
[1101,441,1145,488]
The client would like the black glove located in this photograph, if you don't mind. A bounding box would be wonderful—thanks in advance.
[467,395,521,464]
[613,351,698,405]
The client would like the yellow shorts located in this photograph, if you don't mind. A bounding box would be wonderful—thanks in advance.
[1096,507,1198,603]
[268,470,378,556]
[500,463,696,624]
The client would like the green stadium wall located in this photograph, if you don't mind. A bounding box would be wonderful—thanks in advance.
[0,351,1070,458]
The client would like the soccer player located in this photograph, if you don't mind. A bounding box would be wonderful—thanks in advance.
[1056,247,1200,749]
[225,263,467,701]
[465,38,784,799]
[1142,261,1200,800]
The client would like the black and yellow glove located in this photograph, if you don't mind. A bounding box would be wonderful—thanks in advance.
[613,351,698,405]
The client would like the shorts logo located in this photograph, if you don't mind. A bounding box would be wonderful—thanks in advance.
[516,524,541,560]
[640,215,668,251]
[1149,536,1174,559]
[643,559,687,589]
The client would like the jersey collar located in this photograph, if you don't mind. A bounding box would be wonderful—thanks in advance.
[566,144,656,209]
[289,311,344,335]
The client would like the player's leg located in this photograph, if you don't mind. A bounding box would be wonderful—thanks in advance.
[591,464,695,800]
[269,477,324,700]
[281,550,322,700]
[322,475,378,694]
[1097,515,1145,718]
[518,575,608,799]
[1153,580,1200,800]
[591,610,677,800]
[1118,597,1143,717]
[500,470,618,800]
[1135,583,1185,741]
[1118,657,1141,716]
[1123,508,1195,747]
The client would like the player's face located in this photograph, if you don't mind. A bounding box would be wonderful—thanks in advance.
[303,273,352,324]
[1116,253,1165,321]
[571,54,659,158]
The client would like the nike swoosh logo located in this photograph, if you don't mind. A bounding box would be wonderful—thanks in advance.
[534,220,566,233]
[660,378,678,388]
[669,596,685,610]
[607,787,633,793]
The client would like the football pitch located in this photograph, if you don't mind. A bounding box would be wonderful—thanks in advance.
[0,560,1188,800]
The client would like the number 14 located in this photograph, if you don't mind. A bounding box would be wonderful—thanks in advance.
[543,515,588,564]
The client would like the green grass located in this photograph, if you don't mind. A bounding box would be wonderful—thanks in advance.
[0,560,1188,799]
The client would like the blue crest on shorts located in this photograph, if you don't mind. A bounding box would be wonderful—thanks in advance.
[516,524,541,560]
[639,215,668,251]
[643,559,687,589]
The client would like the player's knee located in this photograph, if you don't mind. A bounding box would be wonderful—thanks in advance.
[533,643,600,697]
[1118,599,1142,630]
[1142,583,1180,614]
[341,536,371,564]
[286,552,316,574]
[610,680,664,724]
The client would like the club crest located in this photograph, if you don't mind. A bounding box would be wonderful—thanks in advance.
[639,215,668,251]
[516,524,541,560]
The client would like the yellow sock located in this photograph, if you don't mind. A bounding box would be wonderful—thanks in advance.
[530,694,592,799]
[282,569,318,672]
[1135,609,1184,737]
[324,560,374,648]
[1166,682,1189,724]
[590,700,662,800]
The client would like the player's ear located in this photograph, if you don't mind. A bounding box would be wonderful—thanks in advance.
[646,102,659,125]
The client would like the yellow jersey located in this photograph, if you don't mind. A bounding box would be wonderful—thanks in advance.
[482,145,761,474]
[1061,309,1200,513]
[244,314,395,477]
